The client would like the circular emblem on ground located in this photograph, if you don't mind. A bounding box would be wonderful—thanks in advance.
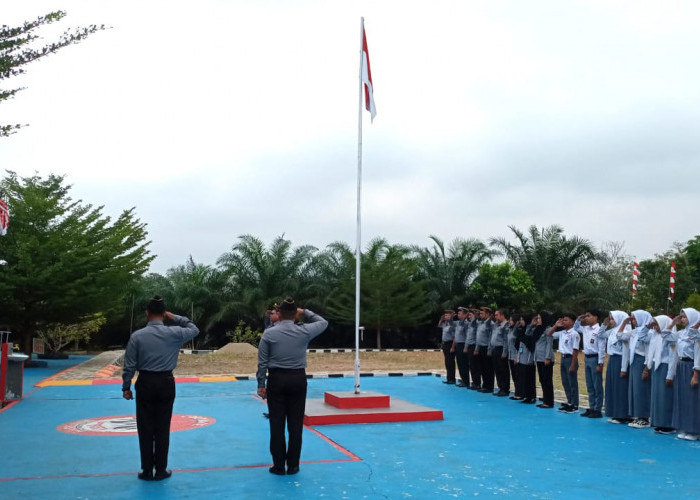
[57,414,215,436]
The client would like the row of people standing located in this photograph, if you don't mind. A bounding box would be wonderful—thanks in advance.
[439,306,700,439]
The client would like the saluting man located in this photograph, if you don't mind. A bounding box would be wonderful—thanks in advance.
[257,297,329,475]
[122,296,200,481]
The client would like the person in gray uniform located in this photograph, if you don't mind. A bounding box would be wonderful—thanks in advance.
[453,307,471,387]
[257,297,329,475]
[474,307,494,393]
[490,309,510,396]
[466,308,481,390]
[122,296,200,481]
[438,309,456,384]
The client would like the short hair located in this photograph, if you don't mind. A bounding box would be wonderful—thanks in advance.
[586,309,601,320]
[146,296,166,315]
[563,313,577,322]
[279,297,297,320]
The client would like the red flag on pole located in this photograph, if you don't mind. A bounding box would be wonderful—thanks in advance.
[361,24,376,122]
[632,261,639,297]
[0,196,9,236]
[669,262,676,301]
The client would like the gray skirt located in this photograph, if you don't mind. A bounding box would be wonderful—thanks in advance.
[650,363,674,428]
[672,360,700,434]
[605,354,629,418]
[628,356,651,418]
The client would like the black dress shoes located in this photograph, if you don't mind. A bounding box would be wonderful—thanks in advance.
[442,380,456,384]
[287,466,300,475]
[138,470,153,481]
[269,466,286,475]
[154,469,172,481]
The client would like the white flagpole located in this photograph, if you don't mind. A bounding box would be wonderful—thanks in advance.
[354,17,365,394]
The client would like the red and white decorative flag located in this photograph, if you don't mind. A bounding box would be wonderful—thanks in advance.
[669,261,676,301]
[361,23,376,122]
[632,261,639,297]
[0,196,9,236]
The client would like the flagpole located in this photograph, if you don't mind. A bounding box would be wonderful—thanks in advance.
[354,17,365,394]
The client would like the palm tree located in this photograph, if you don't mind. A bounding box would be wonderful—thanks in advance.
[216,234,318,324]
[490,225,601,311]
[412,235,495,309]
[325,238,432,348]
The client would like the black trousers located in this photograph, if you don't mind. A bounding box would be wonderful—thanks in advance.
[519,363,537,400]
[441,341,456,382]
[467,344,481,388]
[267,369,308,469]
[491,346,510,392]
[510,359,522,397]
[455,342,470,386]
[135,371,175,473]
[536,361,555,406]
[476,346,494,391]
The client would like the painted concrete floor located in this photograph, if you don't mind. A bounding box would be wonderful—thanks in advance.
[1,357,699,499]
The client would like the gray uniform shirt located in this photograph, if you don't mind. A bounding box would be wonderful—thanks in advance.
[122,315,199,391]
[256,310,328,387]
[489,320,508,351]
[466,319,477,346]
[453,319,467,344]
[475,319,492,348]
[534,331,554,363]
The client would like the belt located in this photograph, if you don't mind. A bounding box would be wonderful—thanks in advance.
[585,353,598,358]
[561,354,573,358]
[138,370,173,376]
[680,357,693,362]
[268,368,306,374]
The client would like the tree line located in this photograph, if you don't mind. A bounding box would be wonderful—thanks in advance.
[2,173,699,354]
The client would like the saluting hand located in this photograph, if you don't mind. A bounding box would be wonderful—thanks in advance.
[164,311,175,321]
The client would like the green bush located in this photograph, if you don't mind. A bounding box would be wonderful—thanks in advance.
[225,321,262,347]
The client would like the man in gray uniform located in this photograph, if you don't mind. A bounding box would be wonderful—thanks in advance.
[257,297,329,475]
[438,309,456,384]
[490,309,511,396]
[122,296,199,481]
[474,307,494,393]
[453,307,471,387]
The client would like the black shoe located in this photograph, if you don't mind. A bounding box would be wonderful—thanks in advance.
[496,391,510,397]
[138,470,153,481]
[587,410,603,418]
[153,469,172,481]
[469,384,481,391]
[580,409,592,417]
[521,398,536,404]
[286,466,300,475]
[456,382,468,387]
[479,388,494,393]
[263,412,269,418]
[536,403,553,409]
[562,406,578,414]
[510,396,524,400]
[558,404,571,412]
[269,466,286,475]
[443,380,456,385]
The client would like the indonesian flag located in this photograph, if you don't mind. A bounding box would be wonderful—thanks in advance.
[0,196,9,236]
[361,24,376,122]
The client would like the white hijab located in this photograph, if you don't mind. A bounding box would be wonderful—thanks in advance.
[609,310,630,345]
[650,315,673,370]
[629,309,653,363]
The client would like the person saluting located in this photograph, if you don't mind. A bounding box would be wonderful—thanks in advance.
[256,297,328,475]
[122,296,199,481]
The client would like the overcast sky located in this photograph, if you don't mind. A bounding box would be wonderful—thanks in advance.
[2,1,699,273]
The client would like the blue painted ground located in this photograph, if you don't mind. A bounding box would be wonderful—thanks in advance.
[1,359,698,499]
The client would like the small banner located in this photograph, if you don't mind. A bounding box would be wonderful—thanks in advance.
[32,338,45,355]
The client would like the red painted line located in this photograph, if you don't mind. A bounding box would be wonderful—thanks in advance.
[0,400,20,414]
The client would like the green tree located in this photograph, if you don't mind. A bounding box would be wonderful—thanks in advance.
[413,235,494,310]
[490,225,601,311]
[326,238,432,348]
[469,262,536,312]
[216,235,318,325]
[1,11,105,136]
[0,172,153,355]
[37,313,106,354]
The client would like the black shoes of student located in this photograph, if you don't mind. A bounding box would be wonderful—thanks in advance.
[580,409,592,417]
[469,384,481,391]
[154,469,172,481]
[456,382,468,387]
[561,406,578,414]
[510,396,524,400]
[521,398,536,404]
[442,380,456,385]
[138,470,153,481]
[287,466,300,475]
[536,403,553,409]
[269,466,286,475]
[494,390,510,397]
[478,387,494,393]
[587,410,603,418]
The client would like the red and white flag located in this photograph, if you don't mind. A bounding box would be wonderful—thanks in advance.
[0,196,9,236]
[669,262,676,301]
[632,261,639,297]
[361,23,376,122]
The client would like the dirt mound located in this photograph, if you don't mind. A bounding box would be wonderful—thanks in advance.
[216,342,258,354]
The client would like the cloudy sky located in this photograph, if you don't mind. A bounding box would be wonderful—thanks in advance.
[2,1,699,273]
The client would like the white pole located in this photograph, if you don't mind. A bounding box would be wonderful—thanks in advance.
[354,17,365,394]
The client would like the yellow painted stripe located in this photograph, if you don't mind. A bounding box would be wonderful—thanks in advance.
[199,376,238,382]
[37,380,93,387]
